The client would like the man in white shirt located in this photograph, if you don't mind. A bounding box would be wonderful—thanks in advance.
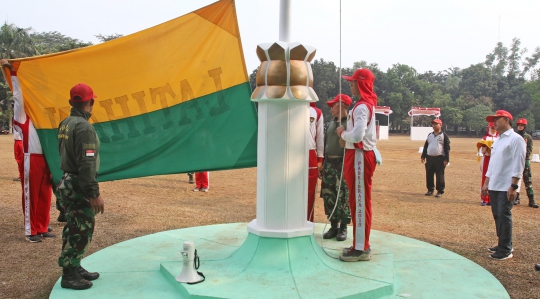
[482,110,526,260]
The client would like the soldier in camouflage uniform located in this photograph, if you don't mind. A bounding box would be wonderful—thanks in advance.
[516,118,539,208]
[320,94,352,241]
[57,83,105,290]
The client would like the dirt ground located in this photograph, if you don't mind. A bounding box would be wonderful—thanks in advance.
[0,134,539,299]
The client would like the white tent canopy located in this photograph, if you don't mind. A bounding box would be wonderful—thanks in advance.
[375,106,393,140]
[408,107,441,117]
[408,107,441,140]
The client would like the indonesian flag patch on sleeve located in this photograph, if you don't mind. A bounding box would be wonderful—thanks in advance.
[85,150,95,157]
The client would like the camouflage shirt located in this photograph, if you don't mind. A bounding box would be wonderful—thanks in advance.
[522,132,533,160]
[58,108,100,198]
[325,117,347,157]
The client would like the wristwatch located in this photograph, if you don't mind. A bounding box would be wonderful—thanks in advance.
[511,184,519,190]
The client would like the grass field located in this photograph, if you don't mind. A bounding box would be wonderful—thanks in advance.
[0,134,539,298]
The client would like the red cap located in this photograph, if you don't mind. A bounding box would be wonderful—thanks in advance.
[517,118,527,125]
[485,110,513,122]
[70,83,97,102]
[431,119,442,125]
[326,94,352,107]
[342,68,375,83]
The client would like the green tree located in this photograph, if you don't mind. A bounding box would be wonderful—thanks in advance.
[95,33,123,42]
[460,63,497,99]
[463,104,493,136]
[31,31,92,54]
[0,22,38,58]
[0,81,13,126]
[249,67,258,93]
[311,58,347,121]
[485,42,508,77]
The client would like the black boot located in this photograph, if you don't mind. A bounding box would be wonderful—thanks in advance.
[77,265,100,281]
[336,223,347,241]
[57,212,67,222]
[323,222,339,239]
[61,267,93,290]
[529,196,539,208]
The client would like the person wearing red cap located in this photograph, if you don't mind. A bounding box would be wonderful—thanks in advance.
[56,82,104,289]
[336,69,378,262]
[482,110,525,260]
[420,118,451,198]
[1,59,55,243]
[479,122,499,206]
[515,118,538,208]
[320,94,352,241]
[307,102,324,221]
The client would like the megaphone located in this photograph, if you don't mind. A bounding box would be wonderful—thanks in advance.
[176,241,204,284]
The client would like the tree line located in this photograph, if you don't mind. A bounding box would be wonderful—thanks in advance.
[250,40,540,136]
[2,22,540,136]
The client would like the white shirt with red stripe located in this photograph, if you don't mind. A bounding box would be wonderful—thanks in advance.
[13,129,22,141]
[341,102,376,151]
[11,74,43,154]
[309,106,324,159]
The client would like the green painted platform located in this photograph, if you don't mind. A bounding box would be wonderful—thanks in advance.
[49,223,509,299]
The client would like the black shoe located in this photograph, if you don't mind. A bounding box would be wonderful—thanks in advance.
[61,267,93,290]
[489,251,513,260]
[340,248,371,262]
[77,265,100,281]
[13,177,20,181]
[425,191,434,196]
[57,213,67,222]
[535,264,540,271]
[488,246,513,253]
[26,235,42,243]
[529,202,539,208]
[435,192,442,198]
[48,225,53,232]
[336,224,347,241]
[323,227,339,239]
[41,232,56,239]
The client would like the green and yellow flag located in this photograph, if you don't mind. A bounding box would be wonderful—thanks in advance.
[2,0,257,183]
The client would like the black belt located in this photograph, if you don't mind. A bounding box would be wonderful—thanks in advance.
[427,155,444,158]
[326,157,344,162]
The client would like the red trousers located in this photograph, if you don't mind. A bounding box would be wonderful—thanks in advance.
[22,154,52,236]
[195,172,209,189]
[344,149,376,251]
[14,140,23,179]
[307,150,318,222]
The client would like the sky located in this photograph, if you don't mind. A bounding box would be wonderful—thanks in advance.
[3,0,540,75]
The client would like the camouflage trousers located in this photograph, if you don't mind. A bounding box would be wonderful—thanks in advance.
[57,174,95,268]
[320,158,351,224]
[523,160,534,199]
[52,185,66,214]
